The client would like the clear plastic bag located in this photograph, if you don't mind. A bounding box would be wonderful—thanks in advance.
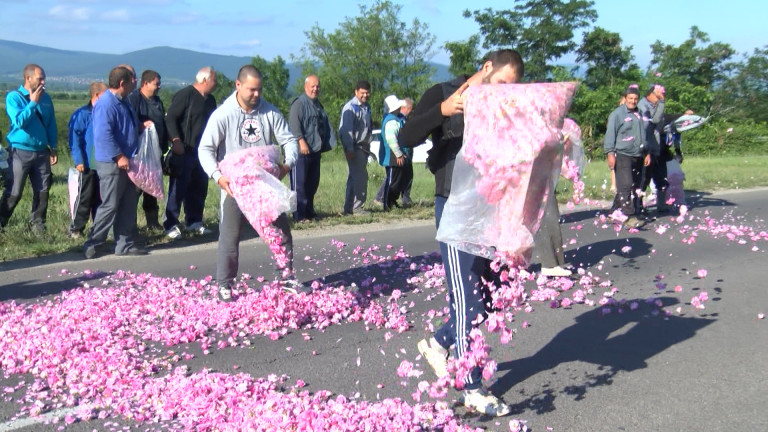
[436,82,577,265]
[666,159,686,206]
[68,167,79,221]
[218,146,296,231]
[128,124,165,199]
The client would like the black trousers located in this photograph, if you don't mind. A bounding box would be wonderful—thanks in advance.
[69,168,101,234]
[611,154,643,216]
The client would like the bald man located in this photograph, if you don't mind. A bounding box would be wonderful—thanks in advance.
[288,75,333,222]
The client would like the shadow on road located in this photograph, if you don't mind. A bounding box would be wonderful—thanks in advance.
[565,236,654,269]
[0,271,111,302]
[316,251,443,298]
[491,297,714,414]
[685,190,737,210]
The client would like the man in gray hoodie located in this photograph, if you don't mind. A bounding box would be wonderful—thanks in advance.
[198,65,299,302]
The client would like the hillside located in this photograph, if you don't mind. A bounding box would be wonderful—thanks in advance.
[0,40,450,89]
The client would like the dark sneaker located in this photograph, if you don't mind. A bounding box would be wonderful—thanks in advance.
[116,246,148,256]
[83,244,97,260]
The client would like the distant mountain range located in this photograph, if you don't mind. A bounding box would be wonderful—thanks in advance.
[0,39,452,89]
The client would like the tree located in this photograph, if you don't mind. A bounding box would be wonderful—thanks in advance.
[463,0,597,81]
[576,27,639,89]
[716,46,768,123]
[248,55,292,115]
[445,35,482,77]
[296,0,436,127]
[649,26,735,90]
[211,71,234,106]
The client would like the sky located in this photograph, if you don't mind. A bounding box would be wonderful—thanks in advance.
[1,0,765,67]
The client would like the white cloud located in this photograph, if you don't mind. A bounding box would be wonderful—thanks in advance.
[171,12,203,25]
[99,8,131,22]
[240,39,261,47]
[48,5,92,21]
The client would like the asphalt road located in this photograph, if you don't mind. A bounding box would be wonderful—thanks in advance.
[1,188,767,431]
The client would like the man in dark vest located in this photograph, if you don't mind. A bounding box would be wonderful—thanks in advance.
[127,69,168,230]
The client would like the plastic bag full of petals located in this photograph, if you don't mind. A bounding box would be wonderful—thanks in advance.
[128,124,165,199]
[218,145,297,232]
[436,82,578,265]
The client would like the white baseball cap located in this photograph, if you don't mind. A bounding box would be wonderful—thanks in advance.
[384,95,406,113]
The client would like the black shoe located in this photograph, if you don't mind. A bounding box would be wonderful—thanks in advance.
[116,246,148,256]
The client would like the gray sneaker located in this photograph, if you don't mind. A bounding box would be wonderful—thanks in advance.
[217,284,233,302]
[186,222,212,235]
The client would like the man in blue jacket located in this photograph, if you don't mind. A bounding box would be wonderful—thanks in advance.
[0,64,58,234]
[83,65,146,259]
[68,81,106,238]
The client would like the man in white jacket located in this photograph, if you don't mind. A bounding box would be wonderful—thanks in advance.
[198,65,299,302]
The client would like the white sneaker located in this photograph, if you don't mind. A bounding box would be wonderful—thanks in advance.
[217,284,233,302]
[541,266,572,277]
[186,222,212,235]
[165,225,182,240]
[460,388,511,417]
[417,337,449,378]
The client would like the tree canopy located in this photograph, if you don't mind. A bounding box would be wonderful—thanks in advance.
[296,0,436,127]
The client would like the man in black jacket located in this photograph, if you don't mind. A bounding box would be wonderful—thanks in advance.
[163,67,217,239]
[399,49,524,417]
[127,69,167,230]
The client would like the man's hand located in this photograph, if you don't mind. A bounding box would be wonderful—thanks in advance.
[217,176,234,197]
[76,164,85,173]
[278,164,291,180]
[171,140,185,155]
[49,150,58,166]
[116,154,130,170]
[29,85,44,104]
[606,152,616,170]
[140,120,154,132]
[644,154,651,167]
[395,155,405,166]
[440,82,469,117]
[299,139,311,156]
[345,150,355,161]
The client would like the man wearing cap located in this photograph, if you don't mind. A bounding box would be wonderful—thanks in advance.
[604,84,650,229]
[637,84,668,214]
[339,80,372,215]
[375,95,411,210]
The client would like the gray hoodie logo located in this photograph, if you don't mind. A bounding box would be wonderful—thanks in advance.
[240,118,261,144]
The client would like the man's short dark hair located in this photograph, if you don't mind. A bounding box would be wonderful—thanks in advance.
[141,70,160,86]
[23,64,42,78]
[486,49,525,81]
[108,66,134,89]
[237,65,262,82]
[355,80,371,91]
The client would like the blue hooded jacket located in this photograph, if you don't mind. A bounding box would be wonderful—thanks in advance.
[68,102,95,169]
[5,86,58,152]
